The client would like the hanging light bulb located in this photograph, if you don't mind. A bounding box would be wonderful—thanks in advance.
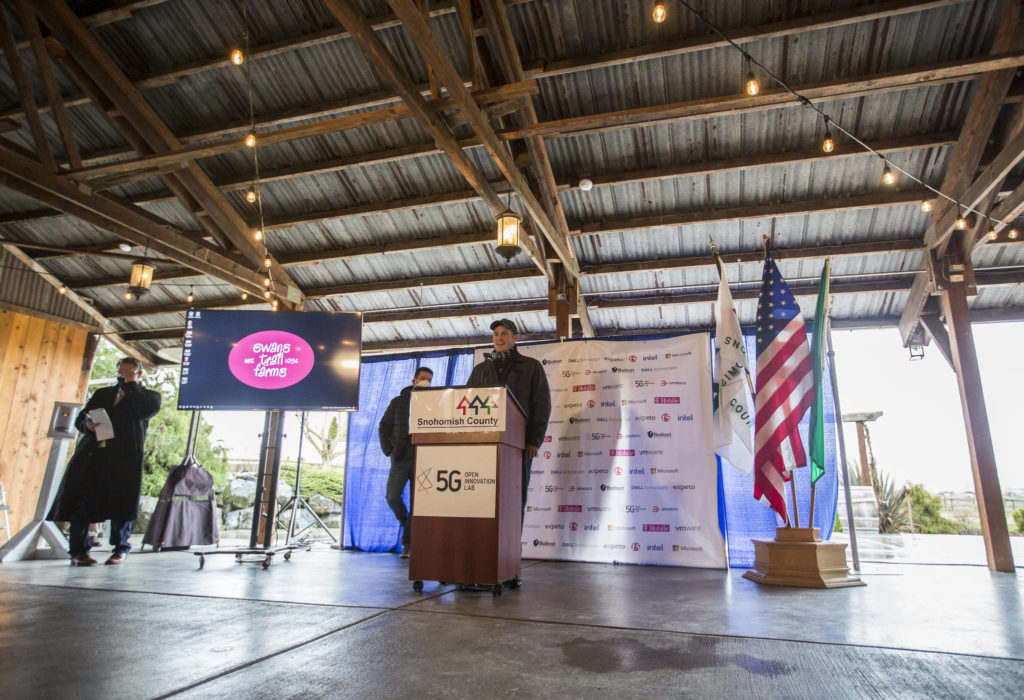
[271,299,279,310]
[1010,228,1019,240]
[230,49,244,66]
[882,165,896,185]
[263,277,271,287]
[245,133,256,148]
[652,4,667,23]
[988,230,999,241]
[954,206,968,230]
[186,285,195,304]
[253,228,263,241]
[921,200,933,213]
[246,189,257,203]
[241,292,248,300]
[264,290,272,299]
[746,69,759,96]
[58,285,66,294]
[264,257,272,268]
[124,290,133,301]
[821,116,834,153]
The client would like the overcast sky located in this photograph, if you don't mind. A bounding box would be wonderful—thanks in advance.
[203,322,1023,494]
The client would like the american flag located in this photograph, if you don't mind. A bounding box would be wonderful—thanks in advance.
[753,246,814,524]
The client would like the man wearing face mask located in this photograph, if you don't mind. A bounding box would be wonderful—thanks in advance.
[378,366,433,557]
[467,319,551,525]
[46,357,162,566]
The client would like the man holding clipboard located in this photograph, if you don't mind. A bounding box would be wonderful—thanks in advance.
[47,357,161,565]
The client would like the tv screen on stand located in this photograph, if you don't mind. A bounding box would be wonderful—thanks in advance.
[177,310,361,411]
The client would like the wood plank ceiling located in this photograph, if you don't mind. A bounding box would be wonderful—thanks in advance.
[0,0,1022,361]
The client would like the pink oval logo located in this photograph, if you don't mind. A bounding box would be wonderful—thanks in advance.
[227,330,315,390]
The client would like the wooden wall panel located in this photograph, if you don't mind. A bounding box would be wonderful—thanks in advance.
[0,310,91,536]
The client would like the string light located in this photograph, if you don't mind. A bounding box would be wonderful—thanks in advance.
[821,116,834,153]
[988,230,998,241]
[124,291,133,300]
[656,1,1009,234]
[244,133,256,148]
[253,228,262,241]
[954,206,968,230]
[1010,229,1019,240]
[264,257,272,268]
[246,189,257,203]
[230,49,244,65]
[263,277,271,287]
[264,290,272,299]
[58,285,66,294]
[241,292,248,300]
[745,59,759,96]
[881,161,896,186]
[652,4,667,23]
[921,200,933,213]
[271,299,279,310]
[186,286,194,304]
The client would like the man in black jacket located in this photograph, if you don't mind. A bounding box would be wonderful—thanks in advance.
[466,319,551,523]
[378,366,433,557]
[47,357,162,566]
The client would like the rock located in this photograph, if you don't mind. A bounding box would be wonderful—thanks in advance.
[135,495,158,533]
[323,514,342,530]
[221,509,243,530]
[220,475,257,510]
[276,481,294,506]
[307,493,341,516]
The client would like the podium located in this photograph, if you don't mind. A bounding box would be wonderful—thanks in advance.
[408,386,525,593]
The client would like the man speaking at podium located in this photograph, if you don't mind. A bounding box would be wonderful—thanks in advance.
[467,319,551,523]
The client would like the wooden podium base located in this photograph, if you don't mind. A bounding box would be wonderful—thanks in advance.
[743,527,865,589]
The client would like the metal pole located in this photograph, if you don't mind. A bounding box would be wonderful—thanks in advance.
[285,411,306,544]
[827,327,860,572]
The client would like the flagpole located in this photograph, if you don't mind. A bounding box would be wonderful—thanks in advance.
[827,323,861,572]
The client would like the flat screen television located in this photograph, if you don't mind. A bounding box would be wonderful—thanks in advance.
[177,310,361,411]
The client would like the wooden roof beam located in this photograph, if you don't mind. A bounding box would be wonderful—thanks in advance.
[322,0,548,280]
[0,4,55,172]
[32,0,302,307]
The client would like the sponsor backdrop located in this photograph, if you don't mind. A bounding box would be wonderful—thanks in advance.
[476,334,727,568]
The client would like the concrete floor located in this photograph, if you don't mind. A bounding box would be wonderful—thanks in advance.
[0,547,1020,699]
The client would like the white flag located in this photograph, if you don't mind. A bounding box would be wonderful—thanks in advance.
[713,261,754,473]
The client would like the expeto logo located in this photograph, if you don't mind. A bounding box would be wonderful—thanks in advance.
[610,449,635,456]
[654,397,680,404]
[573,384,596,392]
[564,402,582,409]
[456,394,496,416]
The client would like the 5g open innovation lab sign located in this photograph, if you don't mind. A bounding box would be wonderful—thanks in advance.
[413,445,498,518]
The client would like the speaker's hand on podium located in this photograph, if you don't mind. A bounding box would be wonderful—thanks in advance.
[525,444,538,459]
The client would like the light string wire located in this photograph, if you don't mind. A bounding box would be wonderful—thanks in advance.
[670,0,1014,235]
[241,0,276,309]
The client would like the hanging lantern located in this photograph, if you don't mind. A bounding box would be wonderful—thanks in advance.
[495,209,523,261]
[128,260,154,298]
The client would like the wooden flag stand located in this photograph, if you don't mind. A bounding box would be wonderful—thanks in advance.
[743,526,864,588]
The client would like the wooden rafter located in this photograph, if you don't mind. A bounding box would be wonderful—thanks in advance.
[322,0,548,279]
[0,5,55,171]
[31,0,303,308]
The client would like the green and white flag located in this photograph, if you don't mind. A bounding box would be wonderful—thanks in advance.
[712,258,754,474]
[808,259,831,484]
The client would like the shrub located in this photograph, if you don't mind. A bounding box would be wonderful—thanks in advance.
[907,484,959,535]
[280,464,344,503]
[1014,508,1024,535]
[871,466,908,534]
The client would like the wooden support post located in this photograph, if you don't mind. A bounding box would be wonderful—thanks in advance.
[855,422,871,487]
[939,281,1015,572]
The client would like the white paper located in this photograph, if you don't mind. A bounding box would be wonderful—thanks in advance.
[88,408,115,441]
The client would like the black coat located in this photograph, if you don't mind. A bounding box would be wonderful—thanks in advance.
[378,385,416,462]
[467,346,551,449]
[47,381,162,522]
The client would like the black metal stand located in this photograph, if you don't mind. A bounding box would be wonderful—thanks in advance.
[276,411,337,545]
[195,410,301,569]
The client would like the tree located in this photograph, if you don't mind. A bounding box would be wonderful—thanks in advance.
[301,412,347,469]
[907,484,959,534]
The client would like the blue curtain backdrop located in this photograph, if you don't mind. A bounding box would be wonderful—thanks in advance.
[343,332,839,567]
[342,349,475,551]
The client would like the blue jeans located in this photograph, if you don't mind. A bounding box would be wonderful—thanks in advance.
[69,512,132,556]
[385,456,415,548]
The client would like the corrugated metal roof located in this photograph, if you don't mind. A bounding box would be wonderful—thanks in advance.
[0,0,1021,359]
